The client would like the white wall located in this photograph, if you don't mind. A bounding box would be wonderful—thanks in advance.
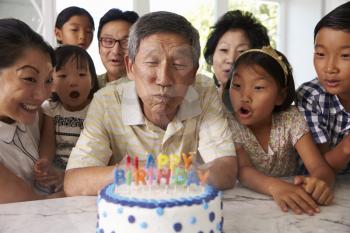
[282,0,323,87]
[0,0,43,33]
[325,0,348,13]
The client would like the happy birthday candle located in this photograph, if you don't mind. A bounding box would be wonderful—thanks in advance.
[134,155,139,170]
[135,168,147,185]
[113,167,126,192]
[157,168,171,185]
[126,169,132,186]
[157,153,169,169]
[126,154,131,169]
[124,154,132,186]
[182,153,193,171]
[186,169,200,187]
[174,167,187,185]
[197,170,210,185]
[145,153,155,185]
[169,154,181,172]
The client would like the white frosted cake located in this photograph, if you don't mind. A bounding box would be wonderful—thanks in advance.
[96,183,223,233]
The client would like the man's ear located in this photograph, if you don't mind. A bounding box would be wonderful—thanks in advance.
[124,54,135,81]
[54,28,62,42]
[276,88,287,106]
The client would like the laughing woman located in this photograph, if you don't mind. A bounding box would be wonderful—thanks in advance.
[0,18,63,203]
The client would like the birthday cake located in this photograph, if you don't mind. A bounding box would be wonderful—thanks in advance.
[96,153,224,233]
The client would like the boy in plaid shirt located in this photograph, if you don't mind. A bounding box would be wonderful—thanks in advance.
[297,2,350,174]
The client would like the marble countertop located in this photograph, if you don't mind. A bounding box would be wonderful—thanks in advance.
[0,176,349,233]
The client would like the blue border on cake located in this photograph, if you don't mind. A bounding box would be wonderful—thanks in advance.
[99,184,219,209]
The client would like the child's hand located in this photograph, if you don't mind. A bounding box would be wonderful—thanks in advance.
[34,159,64,188]
[36,169,64,188]
[294,176,334,205]
[269,179,320,215]
[34,158,51,176]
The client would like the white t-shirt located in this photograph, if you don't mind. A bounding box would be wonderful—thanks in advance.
[0,116,40,185]
[41,100,89,169]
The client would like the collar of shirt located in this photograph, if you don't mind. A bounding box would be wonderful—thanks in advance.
[330,94,346,114]
[121,81,202,126]
[0,121,26,143]
[312,79,347,115]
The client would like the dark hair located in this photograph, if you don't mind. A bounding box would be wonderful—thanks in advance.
[55,6,95,43]
[97,8,139,40]
[129,11,200,66]
[314,2,350,40]
[51,45,98,102]
[204,10,270,65]
[225,48,295,113]
[0,18,55,69]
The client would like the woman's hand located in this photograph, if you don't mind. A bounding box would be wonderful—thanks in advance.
[268,179,320,215]
[294,176,334,205]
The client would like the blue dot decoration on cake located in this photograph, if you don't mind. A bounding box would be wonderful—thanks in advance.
[156,207,164,216]
[203,201,209,210]
[128,215,135,223]
[117,207,123,214]
[209,212,215,222]
[189,216,197,224]
[102,212,107,218]
[173,222,182,232]
[140,222,148,229]
[209,230,214,233]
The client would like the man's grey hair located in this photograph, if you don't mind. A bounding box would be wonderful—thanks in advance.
[128,11,201,67]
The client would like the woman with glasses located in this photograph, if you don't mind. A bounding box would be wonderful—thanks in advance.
[97,8,139,88]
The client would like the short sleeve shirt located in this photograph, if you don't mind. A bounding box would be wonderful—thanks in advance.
[66,74,236,169]
[0,116,40,184]
[296,78,350,173]
[228,106,309,177]
[41,100,89,169]
[296,78,350,147]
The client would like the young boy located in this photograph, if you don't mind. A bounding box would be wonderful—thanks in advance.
[296,2,350,174]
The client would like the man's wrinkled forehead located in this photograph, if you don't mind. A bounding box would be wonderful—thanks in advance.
[138,35,194,59]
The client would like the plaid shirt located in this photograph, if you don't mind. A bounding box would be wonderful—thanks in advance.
[296,78,350,173]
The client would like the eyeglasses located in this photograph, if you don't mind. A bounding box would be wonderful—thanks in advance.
[99,37,128,50]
